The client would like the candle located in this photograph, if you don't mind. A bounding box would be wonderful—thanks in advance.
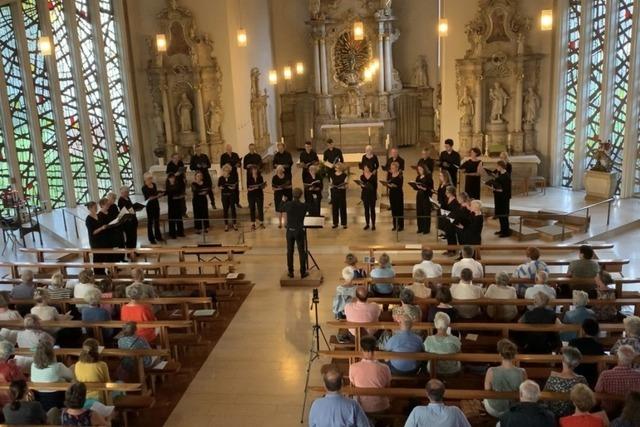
[385,134,390,150]
[310,128,314,139]
[369,102,372,118]
[368,127,371,137]
[280,137,284,144]
[334,104,337,119]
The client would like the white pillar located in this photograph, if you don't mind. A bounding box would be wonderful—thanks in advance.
[160,74,173,149]
[313,38,321,94]
[320,29,328,95]
[384,24,393,92]
[513,65,524,132]
[377,21,385,93]
[473,72,482,134]
[195,82,207,146]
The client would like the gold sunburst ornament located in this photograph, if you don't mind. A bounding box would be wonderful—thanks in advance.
[334,30,371,86]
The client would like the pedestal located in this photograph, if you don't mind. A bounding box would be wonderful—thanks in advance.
[523,124,536,153]
[486,122,508,155]
[584,170,619,200]
[280,269,323,287]
[458,127,473,153]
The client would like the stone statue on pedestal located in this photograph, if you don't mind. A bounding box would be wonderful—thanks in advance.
[205,100,222,136]
[523,87,540,125]
[411,56,429,88]
[309,0,321,19]
[249,67,271,152]
[489,82,509,123]
[459,86,474,127]
[177,93,193,133]
[152,102,164,140]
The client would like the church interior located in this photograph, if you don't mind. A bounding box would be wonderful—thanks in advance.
[0,0,638,426]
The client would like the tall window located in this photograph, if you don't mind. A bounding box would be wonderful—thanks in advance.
[0,0,136,208]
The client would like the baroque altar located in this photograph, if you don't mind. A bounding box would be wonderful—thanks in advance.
[146,0,226,161]
[456,0,543,156]
[281,0,434,154]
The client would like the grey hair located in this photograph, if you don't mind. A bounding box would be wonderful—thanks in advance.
[624,316,640,337]
[341,266,355,283]
[572,290,589,307]
[126,283,144,300]
[434,311,450,330]
[562,346,582,369]
[532,291,550,308]
[400,288,415,305]
[0,340,14,361]
[21,270,34,282]
[412,268,427,282]
[495,271,510,287]
[519,380,541,402]
[535,270,549,284]
[617,344,636,365]
[50,272,64,289]
[378,253,391,268]
[23,314,41,330]
[84,288,102,306]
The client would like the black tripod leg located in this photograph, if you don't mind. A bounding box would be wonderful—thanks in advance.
[300,328,320,423]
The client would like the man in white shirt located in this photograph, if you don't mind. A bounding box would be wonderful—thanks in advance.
[412,248,443,278]
[523,270,556,310]
[451,246,483,279]
[450,268,484,319]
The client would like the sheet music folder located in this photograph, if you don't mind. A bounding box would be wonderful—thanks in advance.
[303,216,324,229]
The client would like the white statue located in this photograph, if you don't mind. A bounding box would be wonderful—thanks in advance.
[516,33,525,55]
[206,100,222,136]
[152,102,164,138]
[309,0,321,19]
[382,0,392,15]
[411,56,429,88]
[472,32,483,56]
[250,67,260,98]
[459,86,474,127]
[176,93,193,133]
[489,82,509,123]
[523,87,540,125]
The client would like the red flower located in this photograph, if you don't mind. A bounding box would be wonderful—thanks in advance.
[26,183,33,190]
[625,9,632,19]
[569,41,576,50]
[123,145,129,154]
[48,1,55,11]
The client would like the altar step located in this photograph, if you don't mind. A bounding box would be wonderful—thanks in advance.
[536,224,573,241]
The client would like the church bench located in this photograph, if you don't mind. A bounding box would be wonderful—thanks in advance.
[368,296,640,309]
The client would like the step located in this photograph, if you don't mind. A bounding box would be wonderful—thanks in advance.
[509,218,540,241]
[279,269,323,287]
[535,224,573,241]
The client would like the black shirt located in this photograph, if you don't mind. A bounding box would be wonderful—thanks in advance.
[190,153,211,172]
[284,200,308,230]
[273,151,294,176]
[520,307,561,354]
[494,171,512,199]
[243,152,262,171]
[299,150,319,169]
[166,160,185,178]
[220,152,241,179]
[415,174,434,195]
[439,150,461,170]
[218,175,238,195]
[331,173,347,190]
[323,147,344,165]
[359,154,379,173]
[272,175,291,191]
[384,156,405,172]
[569,336,605,386]
[417,157,435,175]
[247,174,264,192]
[142,183,161,210]
[165,179,186,201]
[498,402,556,427]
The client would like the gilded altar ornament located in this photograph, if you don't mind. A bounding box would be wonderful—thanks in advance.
[333,30,372,86]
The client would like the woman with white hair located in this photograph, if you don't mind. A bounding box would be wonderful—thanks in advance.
[423,312,461,375]
[484,271,518,321]
[16,315,54,371]
[303,164,323,216]
[142,172,164,244]
[518,291,561,354]
[611,315,640,354]
[360,145,379,174]
[330,163,348,229]
[218,164,238,231]
[332,267,357,320]
[404,269,431,300]
[543,346,588,418]
[561,290,596,341]
[272,165,292,229]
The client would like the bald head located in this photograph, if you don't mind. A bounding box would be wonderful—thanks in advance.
[355,286,368,302]
[225,144,232,153]
[321,364,343,392]
[426,379,445,402]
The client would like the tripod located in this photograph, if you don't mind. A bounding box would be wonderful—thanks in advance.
[303,227,320,272]
[300,288,329,423]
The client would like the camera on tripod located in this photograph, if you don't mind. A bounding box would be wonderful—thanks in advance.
[311,288,319,304]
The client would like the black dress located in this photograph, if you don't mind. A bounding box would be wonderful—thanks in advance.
[190,153,216,208]
[360,174,377,228]
[117,197,138,249]
[439,150,461,186]
[86,214,109,273]
[218,175,238,226]
[246,174,264,223]
[142,183,162,242]
[165,179,186,238]
[415,174,434,234]
[303,173,322,216]
[330,173,347,227]
[272,175,292,213]
[359,154,379,174]
[460,159,482,199]
[191,182,210,231]
[299,150,319,181]
[273,150,294,180]
[388,173,404,230]
[463,213,483,245]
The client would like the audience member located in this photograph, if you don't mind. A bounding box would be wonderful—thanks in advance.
[498,380,555,427]
[81,288,112,340]
[120,283,157,343]
[517,292,561,354]
[561,290,596,341]
[74,338,110,404]
[404,379,471,427]
[384,317,424,375]
[424,312,461,375]
[484,271,518,321]
[543,346,588,418]
[0,295,22,343]
[392,289,422,322]
[405,269,431,300]
[595,344,640,417]
[2,380,46,425]
[116,322,158,381]
[308,364,369,427]
[370,253,395,296]
[611,316,640,354]
[611,391,640,427]
[483,339,527,418]
[31,288,69,322]
[524,270,556,310]
[412,248,443,278]
[11,270,36,316]
[345,253,367,279]
[559,383,608,427]
[30,341,72,411]
[451,246,483,279]
[15,315,54,371]
[61,382,108,426]
[344,286,381,337]
[570,318,605,387]
[427,287,457,322]
[567,245,600,279]
[332,267,357,320]
[348,336,391,414]
[450,268,483,319]
[47,272,72,300]
[73,270,98,309]
[0,341,23,407]
[127,268,158,299]
[514,247,549,297]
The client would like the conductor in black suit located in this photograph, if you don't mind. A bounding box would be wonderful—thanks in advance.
[283,188,309,278]
[439,139,461,187]
[492,160,512,237]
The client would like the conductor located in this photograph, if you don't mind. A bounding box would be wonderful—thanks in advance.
[283,188,309,279]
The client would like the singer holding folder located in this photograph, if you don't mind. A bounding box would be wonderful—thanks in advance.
[142,173,165,244]
[413,164,434,234]
[330,163,348,229]
[303,165,323,216]
[358,165,377,230]
[384,161,404,232]
[218,164,238,231]
[272,165,292,229]
[439,139,461,187]
[246,165,265,230]
[487,160,512,238]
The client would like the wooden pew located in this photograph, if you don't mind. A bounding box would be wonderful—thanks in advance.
[350,243,615,257]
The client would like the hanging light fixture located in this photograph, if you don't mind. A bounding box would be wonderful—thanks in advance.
[237,28,248,47]
[269,70,278,85]
[438,19,449,37]
[156,34,167,52]
[296,61,305,75]
[38,36,52,56]
[540,10,553,31]
[283,66,292,80]
[353,21,364,41]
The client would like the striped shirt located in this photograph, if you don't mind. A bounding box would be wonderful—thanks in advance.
[46,287,72,300]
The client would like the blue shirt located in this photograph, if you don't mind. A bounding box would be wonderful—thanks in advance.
[384,330,424,373]
[370,266,395,295]
[561,306,596,341]
[404,403,471,427]
[81,307,112,338]
[309,393,370,427]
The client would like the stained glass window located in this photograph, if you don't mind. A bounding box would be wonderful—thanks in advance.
[561,0,581,188]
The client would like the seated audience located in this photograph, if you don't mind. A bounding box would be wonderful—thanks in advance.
[517,292,561,354]
[424,312,461,375]
[47,272,72,300]
[30,341,73,411]
[0,341,24,407]
[81,288,112,340]
[451,246,483,279]
[427,287,457,322]
[514,247,549,297]
[498,380,555,427]
[308,364,369,427]
[332,266,357,320]
[561,290,596,341]
[73,270,98,309]
[74,338,110,404]
[560,383,608,427]
[570,318,605,387]
[451,268,483,319]
[120,283,157,343]
[567,244,600,280]
[126,268,158,299]
[543,346,588,418]
[485,271,518,321]
[611,316,640,354]
[61,382,108,426]
[345,253,367,279]
[611,391,640,427]
[345,286,381,337]
[2,380,46,425]
[16,315,54,371]
[524,270,556,310]
[31,288,70,322]
[96,278,115,317]
[405,269,432,300]
[595,344,640,417]
[411,248,443,278]
[11,270,36,316]
[348,336,391,414]
[483,339,527,418]
[117,322,158,381]
[384,316,424,375]
[0,295,22,343]
[404,379,471,427]
[370,253,395,296]
[392,289,422,323]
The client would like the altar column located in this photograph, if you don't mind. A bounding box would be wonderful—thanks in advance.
[194,81,207,146]
[312,34,321,94]
[384,22,392,92]
[473,70,482,134]
[513,62,524,133]
[320,25,329,95]
[159,74,174,151]
[377,20,385,93]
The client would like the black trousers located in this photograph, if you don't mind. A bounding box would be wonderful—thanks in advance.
[234,188,240,205]
[221,193,237,225]
[168,200,185,237]
[390,190,404,230]
[305,192,321,216]
[331,189,347,226]
[416,192,431,233]
[496,197,511,234]
[286,228,306,274]
[123,220,137,249]
[248,191,264,222]
[146,206,162,241]
[363,198,376,227]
